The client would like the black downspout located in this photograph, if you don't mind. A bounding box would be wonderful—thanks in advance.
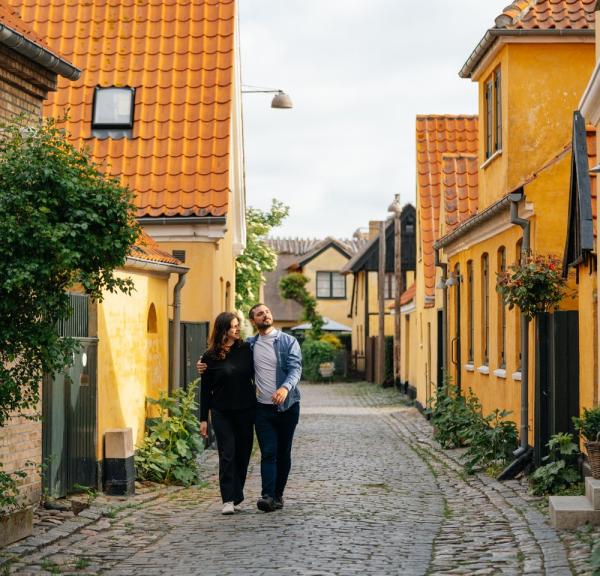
[435,248,448,380]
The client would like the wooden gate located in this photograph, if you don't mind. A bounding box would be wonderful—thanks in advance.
[534,311,579,465]
[43,294,98,497]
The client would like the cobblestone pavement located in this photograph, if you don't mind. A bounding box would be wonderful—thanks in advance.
[2,383,597,575]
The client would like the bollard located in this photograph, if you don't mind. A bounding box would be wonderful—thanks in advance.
[103,428,135,496]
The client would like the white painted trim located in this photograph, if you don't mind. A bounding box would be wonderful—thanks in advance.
[481,149,502,170]
[580,60,600,125]
[444,202,534,258]
[493,368,507,379]
[140,223,226,243]
[465,363,475,372]
[511,371,522,381]
[401,301,416,315]
[477,365,490,375]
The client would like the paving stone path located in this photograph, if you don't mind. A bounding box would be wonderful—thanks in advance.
[2,383,597,575]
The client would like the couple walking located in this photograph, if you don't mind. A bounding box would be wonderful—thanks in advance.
[197,304,302,515]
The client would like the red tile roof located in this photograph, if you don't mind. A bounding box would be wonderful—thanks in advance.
[0,4,49,48]
[129,231,184,266]
[443,154,479,232]
[416,115,479,299]
[400,283,416,306]
[495,0,596,30]
[10,0,236,219]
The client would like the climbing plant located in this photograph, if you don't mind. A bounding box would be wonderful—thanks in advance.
[279,272,325,339]
[0,117,139,425]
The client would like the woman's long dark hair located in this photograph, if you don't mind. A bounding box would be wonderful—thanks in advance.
[205,312,241,360]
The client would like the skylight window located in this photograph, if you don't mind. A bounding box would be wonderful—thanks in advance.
[92,87,135,129]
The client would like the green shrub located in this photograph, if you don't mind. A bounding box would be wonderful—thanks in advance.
[426,381,481,449]
[463,409,518,474]
[530,433,581,496]
[591,542,600,576]
[301,338,336,381]
[135,380,203,486]
[0,464,26,515]
[320,333,342,350]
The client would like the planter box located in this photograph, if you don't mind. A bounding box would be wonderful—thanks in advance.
[0,507,33,548]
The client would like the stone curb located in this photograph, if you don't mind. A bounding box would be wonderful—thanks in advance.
[0,447,217,566]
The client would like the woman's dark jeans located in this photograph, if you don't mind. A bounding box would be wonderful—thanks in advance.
[254,401,300,499]
[211,407,255,504]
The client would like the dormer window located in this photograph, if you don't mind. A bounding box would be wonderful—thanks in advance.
[92,87,135,133]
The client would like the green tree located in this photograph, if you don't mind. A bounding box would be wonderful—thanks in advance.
[0,117,139,426]
[279,272,324,339]
[235,199,289,316]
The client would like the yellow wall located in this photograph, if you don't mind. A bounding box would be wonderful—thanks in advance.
[97,268,170,458]
[440,38,594,441]
[303,247,353,327]
[578,265,598,413]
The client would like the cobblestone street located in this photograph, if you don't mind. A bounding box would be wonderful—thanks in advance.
[2,383,597,575]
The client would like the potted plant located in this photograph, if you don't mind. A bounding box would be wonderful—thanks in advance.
[573,406,600,479]
[496,254,568,321]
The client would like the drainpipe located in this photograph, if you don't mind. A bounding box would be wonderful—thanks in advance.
[509,191,530,454]
[435,247,448,378]
[170,270,188,392]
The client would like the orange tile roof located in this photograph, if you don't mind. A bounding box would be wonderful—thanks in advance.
[10,0,236,219]
[400,283,416,306]
[416,115,478,299]
[443,154,479,232]
[495,0,595,30]
[0,4,49,48]
[129,231,184,266]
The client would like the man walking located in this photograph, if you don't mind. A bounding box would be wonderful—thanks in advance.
[247,303,302,512]
[197,303,302,513]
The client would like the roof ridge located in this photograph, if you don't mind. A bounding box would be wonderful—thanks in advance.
[416,114,479,120]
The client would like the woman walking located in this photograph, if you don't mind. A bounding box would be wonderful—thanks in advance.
[199,312,256,515]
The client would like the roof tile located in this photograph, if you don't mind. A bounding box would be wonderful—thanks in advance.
[130,231,184,266]
[10,0,236,219]
[495,0,595,30]
[416,115,479,298]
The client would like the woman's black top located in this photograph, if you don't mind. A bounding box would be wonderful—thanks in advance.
[199,342,255,421]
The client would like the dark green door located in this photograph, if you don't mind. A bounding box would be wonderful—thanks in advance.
[43,295,98,497]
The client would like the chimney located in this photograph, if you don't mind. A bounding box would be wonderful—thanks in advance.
[368,221,381,240]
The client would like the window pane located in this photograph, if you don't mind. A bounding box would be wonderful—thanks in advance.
[332,273,345,298]
[93,87,135,127]
[485,80,493,159]
[495,69,502,151]
[316,272,331,298]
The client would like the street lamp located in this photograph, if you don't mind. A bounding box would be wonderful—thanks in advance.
[388,194,403,387]
[241,85,293,109]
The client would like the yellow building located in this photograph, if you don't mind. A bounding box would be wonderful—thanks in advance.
[12,0,246,383]
[414,115,479,408]
[434,0,595,451]
[264,237,367,331]
[343,207,417,381]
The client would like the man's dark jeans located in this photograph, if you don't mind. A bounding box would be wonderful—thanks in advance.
[211,407,255,504]
[255,401,300,499]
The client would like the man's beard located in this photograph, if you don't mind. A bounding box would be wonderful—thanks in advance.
[256,319,273,330]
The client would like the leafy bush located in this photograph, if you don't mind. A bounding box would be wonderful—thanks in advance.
[301,338,336,381]
[0,465,26,515]
[426,381,481,449]
[530,433,581,496]
[591,542,600,576]
[135,380,203,486]
[573,406,600,443]
[279,273,325,339]
[463,409,518,474]
[320,333,342,350]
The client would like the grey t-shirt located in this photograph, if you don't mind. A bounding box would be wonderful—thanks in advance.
[254,330,278,405]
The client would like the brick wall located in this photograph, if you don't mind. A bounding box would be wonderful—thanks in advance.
[0,43,57,507]
[0,44,56,122]
[0,406,42,507]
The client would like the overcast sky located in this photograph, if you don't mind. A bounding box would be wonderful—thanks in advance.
[238,0,509,240]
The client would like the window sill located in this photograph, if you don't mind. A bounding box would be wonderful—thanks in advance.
[477,365,490,375]
[493,368,507,379]
[465,363,475,372]
[481,149,502,170]
[512,371,522,381]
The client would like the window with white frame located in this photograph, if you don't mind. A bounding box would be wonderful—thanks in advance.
[316,271,346,299]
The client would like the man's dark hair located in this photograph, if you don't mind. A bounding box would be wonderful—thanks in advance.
[249,303,267,320]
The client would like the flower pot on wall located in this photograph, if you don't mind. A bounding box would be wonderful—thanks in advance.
[0,507,33,547]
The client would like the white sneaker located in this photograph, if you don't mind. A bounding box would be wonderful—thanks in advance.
[222,502,235,515]
[234,503,243,512]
